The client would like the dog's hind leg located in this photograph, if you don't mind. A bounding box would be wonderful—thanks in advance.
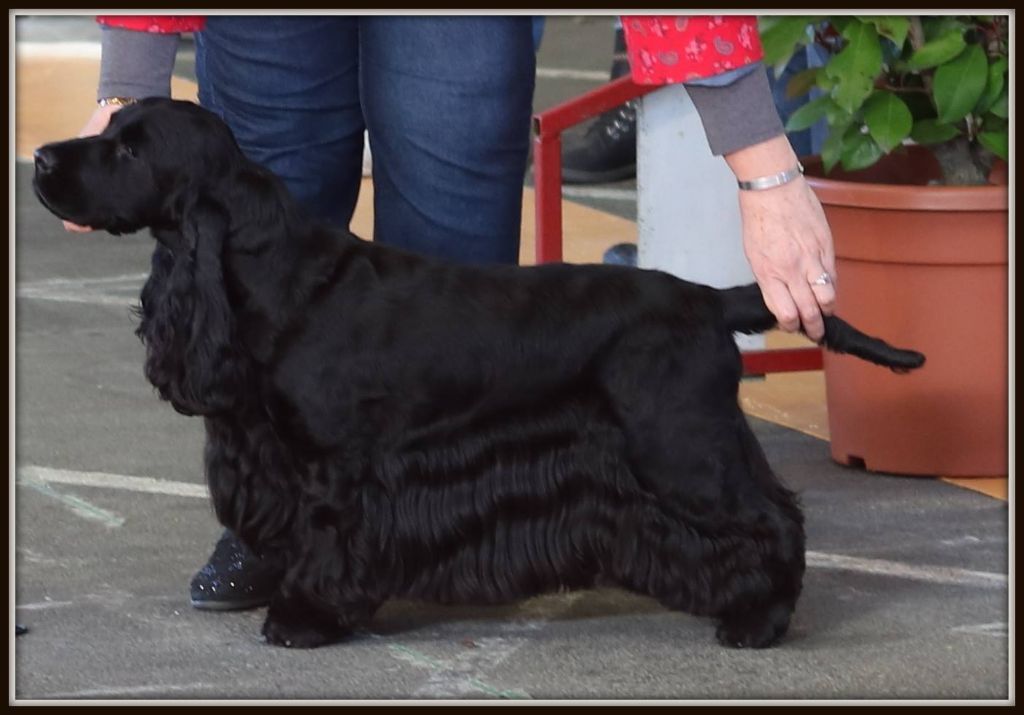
[597,319,806,647]
[708,417,805,648]
[596,320,747,507]
[610,484,804,648]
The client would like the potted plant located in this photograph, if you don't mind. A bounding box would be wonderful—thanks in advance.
[759,15,1009,477]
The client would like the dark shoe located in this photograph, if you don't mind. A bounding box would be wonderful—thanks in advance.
[562,23,637,185]
[561,100,637,185]
[603,242,638,267]
[16,624,28,636]
[190,530,283,611]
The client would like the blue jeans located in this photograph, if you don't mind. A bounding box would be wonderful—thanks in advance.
[195,17,536,265]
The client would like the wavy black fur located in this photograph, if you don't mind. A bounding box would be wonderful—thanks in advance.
[32,98,921,650]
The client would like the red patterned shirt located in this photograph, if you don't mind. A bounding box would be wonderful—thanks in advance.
[621,15,763,84]
[97,15,205,33]
[98,14,764,87]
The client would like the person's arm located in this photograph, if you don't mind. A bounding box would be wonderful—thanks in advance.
[620,16,835,341]
[64,16,203,232]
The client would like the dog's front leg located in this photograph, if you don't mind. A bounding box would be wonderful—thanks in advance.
[261,492,386,649]
[262,560,383,649]
[262,585,375,649]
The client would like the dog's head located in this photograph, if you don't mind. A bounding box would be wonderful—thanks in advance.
[33,98,257,416]
[33,97,243,235]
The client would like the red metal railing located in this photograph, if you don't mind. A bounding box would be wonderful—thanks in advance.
[531,76,823,376]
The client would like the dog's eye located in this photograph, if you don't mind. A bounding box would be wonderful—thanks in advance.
[116,143,137,161]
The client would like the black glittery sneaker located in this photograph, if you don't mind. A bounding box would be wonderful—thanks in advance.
[189,530,283,611]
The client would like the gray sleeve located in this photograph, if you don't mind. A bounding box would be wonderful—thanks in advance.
[97,26,180,101]
[682,63,785,156]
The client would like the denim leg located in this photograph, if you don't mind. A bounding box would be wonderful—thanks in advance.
[359,17,535,265]
[532,16,546,51]
[195,17,364,228]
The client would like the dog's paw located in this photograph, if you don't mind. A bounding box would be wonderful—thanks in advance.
[261,606,348,649]
[715,604,792,649]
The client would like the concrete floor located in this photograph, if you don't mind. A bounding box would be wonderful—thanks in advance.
[11,14,1011,703]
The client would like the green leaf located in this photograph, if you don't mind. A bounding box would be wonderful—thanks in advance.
[759,16,815,75]
[823,101,854,126]
[820,122,849,173]
[824,20,883,113]
[900,92,938,121]
[977,130,1008,160]
[975,57,1008,114]
[922,17,968,42]
[841,131,885,171]
[816,70,837,93]
[784,67,821,99]
[905,30,967,70]
[910,118,961,145]
[858,16,910,48]
[862,91,913,152]
[828,73,876,114]
[785,95,834,132]
[988,88,1008,118]
[933,44,988,123]
[981,114,1008,132]
[830,17,854,36]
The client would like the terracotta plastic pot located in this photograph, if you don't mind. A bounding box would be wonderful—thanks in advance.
[804,146,1009,477]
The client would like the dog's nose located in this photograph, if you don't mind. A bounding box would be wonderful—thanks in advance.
[34,147,57,174]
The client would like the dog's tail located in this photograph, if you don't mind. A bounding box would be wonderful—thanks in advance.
[718,283,926,372]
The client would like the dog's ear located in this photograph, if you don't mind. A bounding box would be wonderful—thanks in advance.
[137,191,248,416]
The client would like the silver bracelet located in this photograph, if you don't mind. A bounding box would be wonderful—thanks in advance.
[98,96,138,108]
[737,162,804,191]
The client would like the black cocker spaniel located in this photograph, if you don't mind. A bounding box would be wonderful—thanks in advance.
[33,98,925,649]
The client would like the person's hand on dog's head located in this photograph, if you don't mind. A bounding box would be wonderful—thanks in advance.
[61,103,123,233]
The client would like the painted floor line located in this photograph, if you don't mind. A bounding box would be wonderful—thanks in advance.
[15,290,139,307]
[15,41,102,59]
[950,622,1008,638]
[34,682,233,699]
[805,551,1007,589]
[17,465,1007,590]
[385,643,530,700]
[18,465,208,499]
[561,185,637,202]
[16,273,148,307]
[14,599,76,611]
[536,67,609,81]
[18,477,125,528]
[18,272,149,287]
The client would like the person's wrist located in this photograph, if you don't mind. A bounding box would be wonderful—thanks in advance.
[725,134,801,186]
